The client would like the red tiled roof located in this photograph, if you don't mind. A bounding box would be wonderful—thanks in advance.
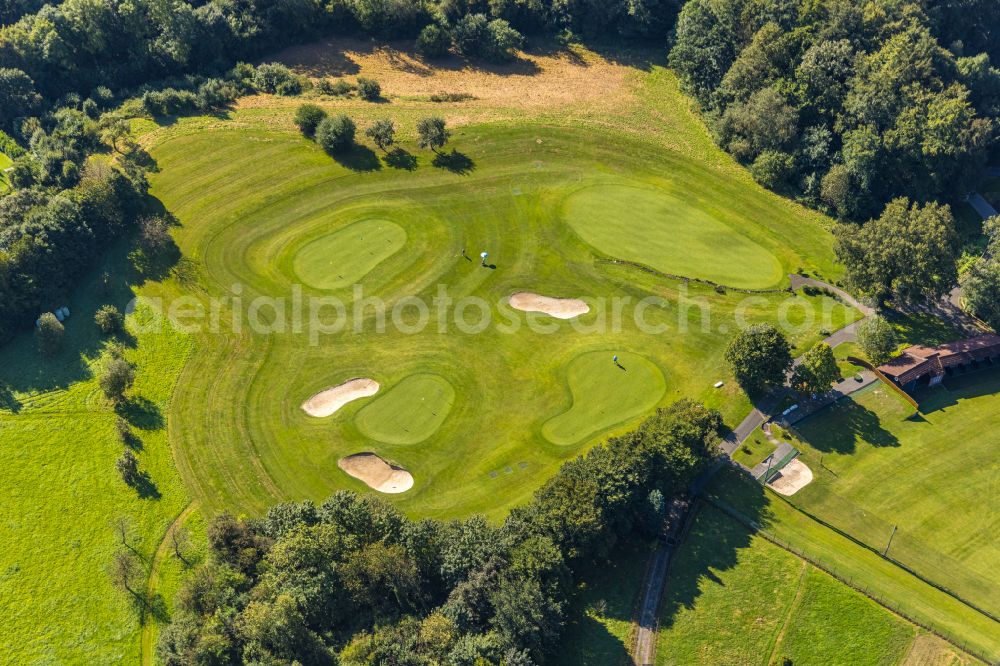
[878,334,1000,380]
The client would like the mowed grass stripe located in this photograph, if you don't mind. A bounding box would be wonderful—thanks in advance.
[293,219,407,289]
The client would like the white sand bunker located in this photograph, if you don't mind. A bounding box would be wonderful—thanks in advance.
[338,453,414,493]
[509,292,589,319]
[301,378,379,417]
[768,459,814,496]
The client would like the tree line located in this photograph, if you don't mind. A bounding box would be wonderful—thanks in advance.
[669,0,998,222]
[156,399,722,665]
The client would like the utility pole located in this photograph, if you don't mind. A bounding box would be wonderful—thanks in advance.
[883,525,897,556]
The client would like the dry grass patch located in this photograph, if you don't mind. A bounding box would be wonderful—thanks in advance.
[268,38,642,112]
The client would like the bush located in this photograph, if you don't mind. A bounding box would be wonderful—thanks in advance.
[750,150,795,189]
[429,92,474,102]
[293,104,327,137]
[316,79,354,96]
[483,19,523,61]
[356,77,381,101]
[453,14,488,56]
[315,115,356,152]
[100,356,135,404]
[416,116,449,152]
[416,24,452,58]
[36,312,64,356]
[196,78,239,110]
[142,88,199,117]
[252,63,302,96]
[95,305,124,335]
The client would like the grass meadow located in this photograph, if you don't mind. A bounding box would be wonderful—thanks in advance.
[657,505,917,666]
[788,373,1000,620]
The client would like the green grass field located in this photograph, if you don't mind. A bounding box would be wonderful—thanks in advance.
[657,505,916,666]
[708,468,1000,660]
[731,427,777,468]
[144,65,854,522]
[0,250,196,663]
[0,152,12,194]
[787,373,1000,619]
[0,45,861,662]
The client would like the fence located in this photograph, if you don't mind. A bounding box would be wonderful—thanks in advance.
[846,355,920,411]
[703,495,997,664]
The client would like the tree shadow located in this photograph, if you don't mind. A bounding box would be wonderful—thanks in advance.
[384,147,417,171]
[657,467,769,632]
[794,398,900,454]
[122,429,144,451]
[117,396,165,431]
[0,384,22,413]
[432,149,475,174]
[129,471,161,500]
[126,146,160,173]
[331,144,382,172]
[916,368,1000,414]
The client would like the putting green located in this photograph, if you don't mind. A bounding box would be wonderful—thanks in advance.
[354,373,456,445]
[563,185,784,289]
[543,351,666,446]
[293,218,406,289]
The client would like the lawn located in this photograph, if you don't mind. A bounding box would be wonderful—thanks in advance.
[833,340,866,379]
[731,427,777,468]
[0,42,856,661]
[0,151,11,194]
[707,468,1000,660]
[787,373,1000,620]
[0,249,198,664]
[657,504,916,666]
[144,62,853,522]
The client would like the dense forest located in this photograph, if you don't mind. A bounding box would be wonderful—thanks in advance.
[669,0,999,220]
[156,401,722,665]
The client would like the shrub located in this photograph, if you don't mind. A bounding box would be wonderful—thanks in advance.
[293,104,327,137]
[100,356,135,404]
[365,118,395,151]
[36,312,64,356]
[315,115,355,152]
[197,78,239,109]
[429,92,474,102]
[356,77,381,101]
[142,88,199,116]
[483,19,523,61]
[453,14,488,56]
[252,63,302,96]
[95,305,124,335]
[416,24,452,58]
[116,449,140,485]
[750,150,795,189]
[316,79,354,96]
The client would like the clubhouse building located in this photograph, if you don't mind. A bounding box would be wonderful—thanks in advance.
[878,334,1000,391]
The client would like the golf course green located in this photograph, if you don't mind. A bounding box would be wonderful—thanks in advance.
[293,218,407,289]
[543,350,666,445]
[564,184,785,289]
[355,373,455,445]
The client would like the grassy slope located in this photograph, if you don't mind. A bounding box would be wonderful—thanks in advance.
[0,151,11,193]
[0,253,196,663]
[708,468,1000,660]
[145,66,853,522]
[789,373,1000,617]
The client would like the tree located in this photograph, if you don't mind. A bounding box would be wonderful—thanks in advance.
[835,199,959,304]
[356,77,381,101]
[36,312,64,356]
[750,150,794,189]
[791,343,839,396]
[140,215,172,253]
[95,305,124,335]
[725,323,793,395]
[116,449,140,485]
[365,118,395,152]
[416,116,449,153]
[109,549,145,605]
[100,357,135,404]
[483,19,523,62]
[315,115,356,153]
[0,68,41,131]
[416,24,451,58]
[964,259,1000,331]
[252,63,302,95]
[293,104,327,138]
[856,316,898,366]
[170,526,192,566]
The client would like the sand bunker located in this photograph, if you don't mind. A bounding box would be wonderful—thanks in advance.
[338,452,414,493]
[509,292,589,319]
[768,459,814,496]
[301,378,379,417]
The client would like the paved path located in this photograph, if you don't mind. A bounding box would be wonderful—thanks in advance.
[966,192,998,221]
